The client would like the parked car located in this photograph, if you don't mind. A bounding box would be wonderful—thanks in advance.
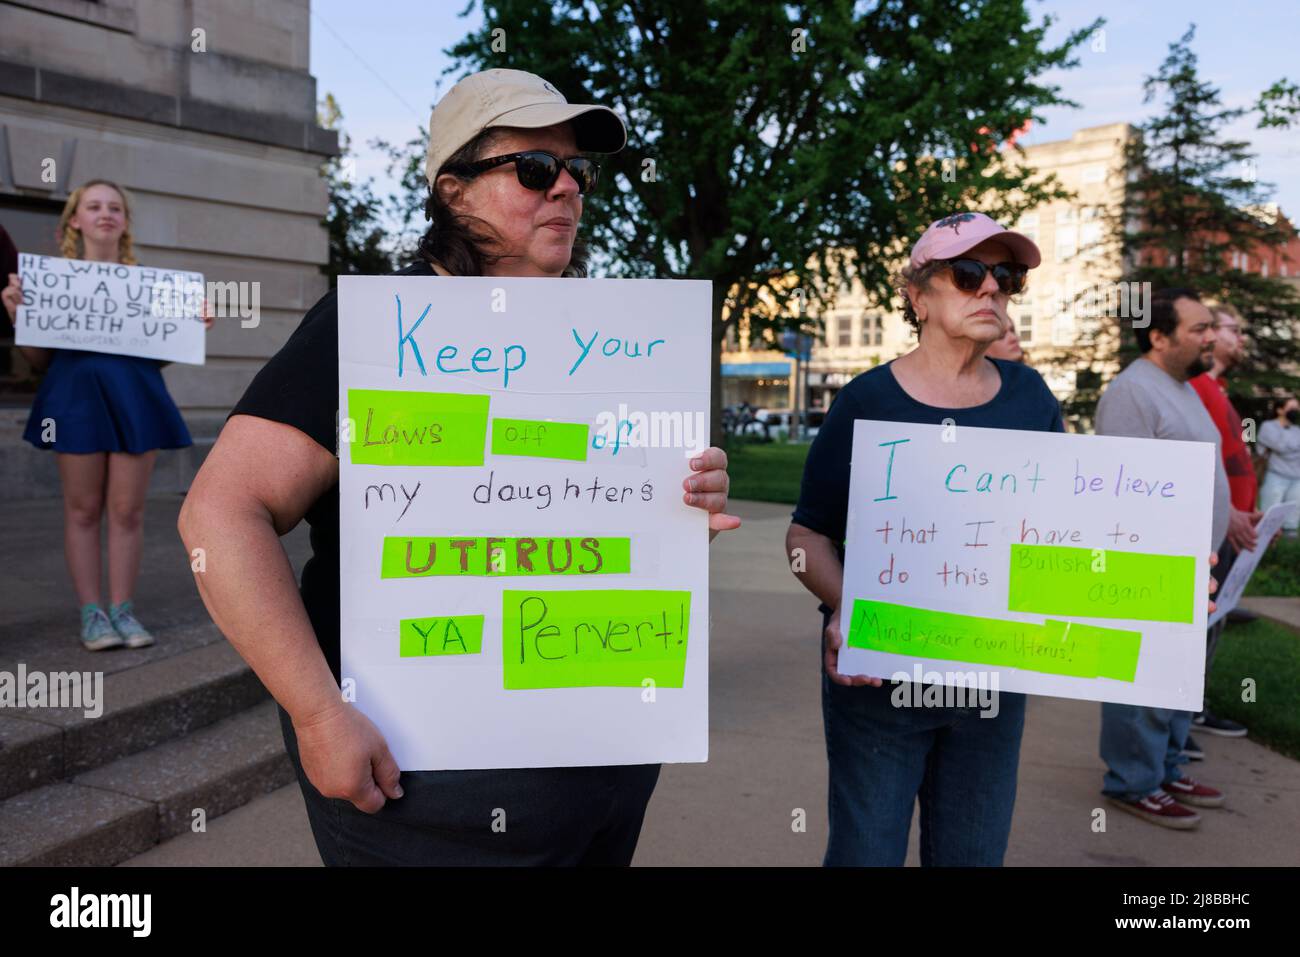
[741,408,823,440]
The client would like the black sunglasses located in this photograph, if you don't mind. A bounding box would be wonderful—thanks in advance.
[936,258,1028,295]
[446,150,601,195]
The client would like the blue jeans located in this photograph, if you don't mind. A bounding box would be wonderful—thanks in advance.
[1259,470,1300,531]
[1099,703,1190,800]
[822,672,1027,866]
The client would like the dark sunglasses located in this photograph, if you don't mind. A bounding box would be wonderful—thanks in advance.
[936,258,1028,295]
[446,150,601,194]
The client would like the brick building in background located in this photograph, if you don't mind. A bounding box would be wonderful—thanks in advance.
[0,0,336,498]
[723,121,1299,421]
[721,123,1136,414]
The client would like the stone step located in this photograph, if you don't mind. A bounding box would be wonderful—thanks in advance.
[0,635,269,801]
[0,700,294,866]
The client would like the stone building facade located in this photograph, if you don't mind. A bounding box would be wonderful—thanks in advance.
[0,0,335,498]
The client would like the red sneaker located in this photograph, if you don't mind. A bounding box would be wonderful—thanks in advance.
[1106,790,1201,829]
[1164,776,1225,808]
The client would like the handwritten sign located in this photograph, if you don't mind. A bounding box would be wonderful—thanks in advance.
[1207,502,1299,626]
[840,421,1216,710]
[338,275,711,770]
[14,253,205,363]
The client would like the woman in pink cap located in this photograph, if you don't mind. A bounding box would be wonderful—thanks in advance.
[179,69,738,866]
[786,211,1062,866]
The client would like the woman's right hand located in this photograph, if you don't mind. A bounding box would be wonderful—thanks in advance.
[292,700,404,813]
[824,605,883,687]
[2,273,21,323]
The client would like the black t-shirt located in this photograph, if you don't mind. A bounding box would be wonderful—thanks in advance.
[791,357,1065,617]
[227,260,435,681]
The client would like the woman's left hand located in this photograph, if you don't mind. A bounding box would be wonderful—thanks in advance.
[682,446,741,541]
[201,300,214,330]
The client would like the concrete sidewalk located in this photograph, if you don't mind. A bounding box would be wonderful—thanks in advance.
[112,499,1300,866]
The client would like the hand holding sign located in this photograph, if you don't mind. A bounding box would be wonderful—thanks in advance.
[292,700,404,815]
[2,272,20,324]
[824,604,883,687]
[684,446,741,538]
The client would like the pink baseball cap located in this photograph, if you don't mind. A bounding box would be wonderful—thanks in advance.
[909,212,1041,270]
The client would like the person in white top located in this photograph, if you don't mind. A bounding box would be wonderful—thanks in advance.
[1258,395,1300,534]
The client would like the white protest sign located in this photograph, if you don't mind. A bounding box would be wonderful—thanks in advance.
[14,253,206,364]
[840,421,1216,710]
[1207,502,1299,627]
[337,275,711,770]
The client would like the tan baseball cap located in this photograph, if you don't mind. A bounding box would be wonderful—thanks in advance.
[424,69,627,187]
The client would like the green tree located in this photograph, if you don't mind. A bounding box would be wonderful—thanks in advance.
[445,0,1097,441]
[319,93,393,286]
[374,123,432,266]
[1116,25,1300,419]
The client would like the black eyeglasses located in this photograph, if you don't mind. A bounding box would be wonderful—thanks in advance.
[445,150,601,194]
[936,258,1028,295]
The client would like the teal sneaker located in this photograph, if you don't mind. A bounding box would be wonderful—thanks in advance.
[80,604,124,651]
[109,600,155,649]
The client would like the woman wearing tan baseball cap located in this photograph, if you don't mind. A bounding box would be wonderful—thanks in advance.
[181,69,739,866]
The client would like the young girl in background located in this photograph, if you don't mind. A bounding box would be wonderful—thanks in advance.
[3,179,207,650]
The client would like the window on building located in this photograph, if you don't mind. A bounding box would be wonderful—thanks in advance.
[1018,313,1033,344]
[1055,224,1077,262]
[1016,299,1033,344]
[1081,165,1106,184]
[860,314,882,347]
[1261,260,1269,277]
[1018,213,1039,244]
[1052,308,1075,346]
[837,314,853,347]
[1080,220,1104,257]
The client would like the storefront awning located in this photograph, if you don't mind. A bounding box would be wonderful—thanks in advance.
[721,361,792,378]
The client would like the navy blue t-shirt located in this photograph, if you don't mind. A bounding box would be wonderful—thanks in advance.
[792,358,1065,597]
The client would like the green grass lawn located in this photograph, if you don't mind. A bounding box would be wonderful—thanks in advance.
[724,438,808,504]
[1244,534,1300,597]
[1207,617,1300,760]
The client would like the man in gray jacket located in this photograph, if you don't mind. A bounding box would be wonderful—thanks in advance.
[1094,288,1230,830]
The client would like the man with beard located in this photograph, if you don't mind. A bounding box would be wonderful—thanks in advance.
[1093,288,1231,829]
[1188,302,1259,743]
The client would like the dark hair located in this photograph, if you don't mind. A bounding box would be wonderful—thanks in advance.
[1136,287,1200,353]
[417,128,589,278]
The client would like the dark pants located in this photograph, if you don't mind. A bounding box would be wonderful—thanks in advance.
[1206,540,1237,682]
[277,705,661,866]
[822,673,1027,866]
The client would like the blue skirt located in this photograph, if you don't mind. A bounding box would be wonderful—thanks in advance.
[22,350,192,454]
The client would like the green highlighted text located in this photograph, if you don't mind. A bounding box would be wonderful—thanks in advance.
[502,589,691,689]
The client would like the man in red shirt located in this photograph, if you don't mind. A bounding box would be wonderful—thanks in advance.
[1189,302,1261,741]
